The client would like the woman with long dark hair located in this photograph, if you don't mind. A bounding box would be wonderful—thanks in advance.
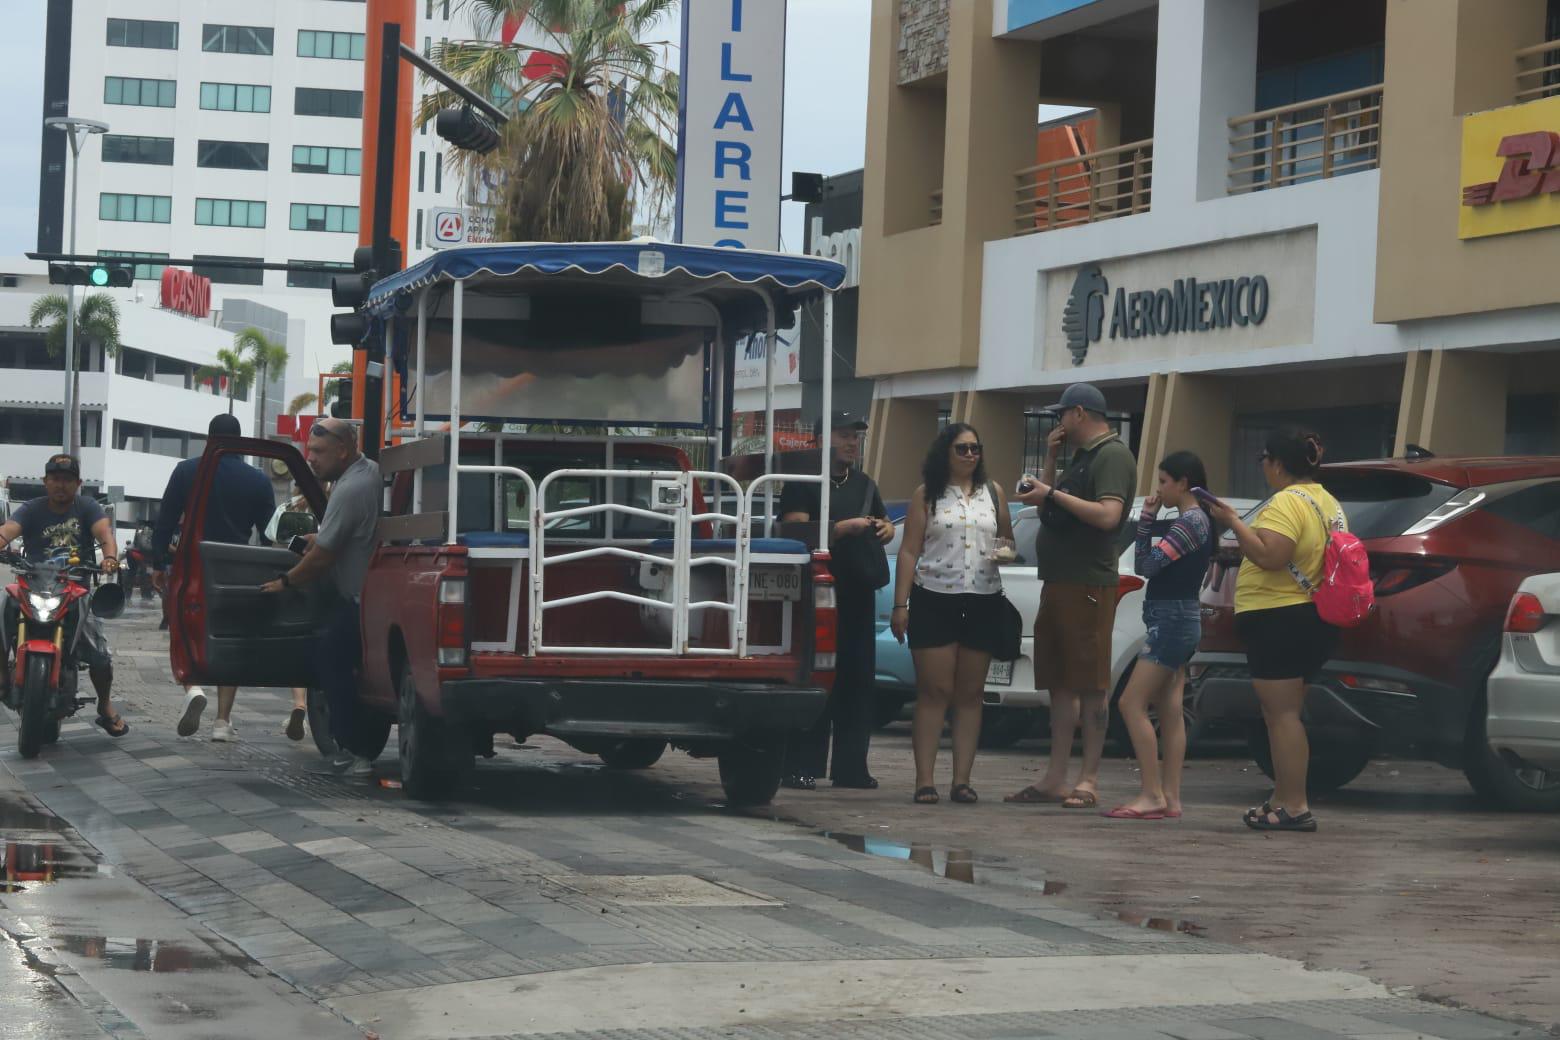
[890,423,1014,804]
[1104,451,1216,820]
[1209,427,1346,832]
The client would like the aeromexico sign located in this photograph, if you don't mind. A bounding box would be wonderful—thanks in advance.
[1063,263,1271,366]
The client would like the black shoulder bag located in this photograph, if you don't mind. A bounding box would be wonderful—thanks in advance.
[988,482,1024,662]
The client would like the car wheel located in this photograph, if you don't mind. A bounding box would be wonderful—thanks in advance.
[1464,693,1560,810]
[397,670,467,800]
[1247,725,1373,793]
[978,707,1037,749]
[717,737,784,807]
[597,739,667,770]
[307,688,336,758]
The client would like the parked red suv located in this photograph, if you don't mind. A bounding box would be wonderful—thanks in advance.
[1192,456,1560,810]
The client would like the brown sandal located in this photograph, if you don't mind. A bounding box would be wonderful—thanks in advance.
[950,784,978,804]
[913,786,940,804]
[1061,788,1098,809]
[1003,785,1067,804]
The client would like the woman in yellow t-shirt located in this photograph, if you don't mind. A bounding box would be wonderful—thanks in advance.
[1209,428,1346,834]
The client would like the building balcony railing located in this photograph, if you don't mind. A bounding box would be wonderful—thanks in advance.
[1515,39,1560,103]
[1228,84,1383,196]
[1012,139,1153,236]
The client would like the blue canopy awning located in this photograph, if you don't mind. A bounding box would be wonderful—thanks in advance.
[364,241,847,332]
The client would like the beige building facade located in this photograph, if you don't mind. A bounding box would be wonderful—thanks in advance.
[860,0,1560,501]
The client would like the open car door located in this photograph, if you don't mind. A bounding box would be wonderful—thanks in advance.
[167,435,332,688]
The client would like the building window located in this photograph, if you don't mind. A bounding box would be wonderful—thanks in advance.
[286,261,353,290]
[434,153,443,193]
[193,255,265,287]
[290,203,360,233]
[104,76,176,108]
[101,135,174,166]
[195,198,267,229]
[295,87,364,119]
[202,24,274,55]
[291,145,362,175]
[421,95,429,134]
[99,193,172,224]
[418,151,426,191]
[98,251,169,281]
[415,208,424,249]
[443,0,450,17]
[199,82,272,113]
[197,140,270,171]
[2,409,98,447]
[298,29,366,60]
[106,18,178,49]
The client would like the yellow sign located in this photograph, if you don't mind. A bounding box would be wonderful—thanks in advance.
[1459,94,1560,239]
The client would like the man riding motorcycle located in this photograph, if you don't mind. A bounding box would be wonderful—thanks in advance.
[0,454,126,736]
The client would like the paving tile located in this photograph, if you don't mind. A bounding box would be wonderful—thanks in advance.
[213,830,288,854]
[1361,1013,1525,1040]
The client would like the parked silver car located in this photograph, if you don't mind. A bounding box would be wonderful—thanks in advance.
[1486,573,1560,778]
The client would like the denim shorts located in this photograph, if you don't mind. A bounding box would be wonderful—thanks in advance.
[1140,599,1201,670]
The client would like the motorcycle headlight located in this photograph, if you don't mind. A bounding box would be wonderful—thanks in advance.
[27,593,62,623]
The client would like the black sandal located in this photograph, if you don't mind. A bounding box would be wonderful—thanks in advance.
[1242,798,1275,825]
[1245,807,1316,832]
[950,784,978,804]
[95,712,129,738]
[913,786,940,804]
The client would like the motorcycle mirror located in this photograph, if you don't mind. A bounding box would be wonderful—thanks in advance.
[90,581,125,621]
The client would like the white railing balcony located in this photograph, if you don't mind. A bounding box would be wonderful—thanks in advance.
[1228,84,1383,195]
[1515,39,1560,103]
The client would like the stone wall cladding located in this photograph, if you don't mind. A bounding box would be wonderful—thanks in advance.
[898,0,950,84]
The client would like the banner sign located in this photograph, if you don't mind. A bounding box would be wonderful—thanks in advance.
[427,207,498,250]
[733,315,801,390]
[676,0,787,250]
[1459,95,1560,240]
[159,268,211,319]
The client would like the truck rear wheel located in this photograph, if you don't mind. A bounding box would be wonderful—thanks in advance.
[598,740,666,770]
[717,737,783,807]
[397,671,467,799]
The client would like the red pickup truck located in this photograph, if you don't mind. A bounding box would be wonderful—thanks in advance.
[166,241,851,806]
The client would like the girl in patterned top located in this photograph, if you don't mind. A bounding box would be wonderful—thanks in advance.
[1103,451,1216,821]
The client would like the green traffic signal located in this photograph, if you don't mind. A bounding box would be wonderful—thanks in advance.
[90,266,110,286]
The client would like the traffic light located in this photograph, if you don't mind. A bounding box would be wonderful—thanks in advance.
[49,262,133,288]
[329,245,377,346]
[435,107,501,155]
[329,378,354,419]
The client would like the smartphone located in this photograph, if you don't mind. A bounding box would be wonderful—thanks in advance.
[1190,487,1221,507]
[1017,477,1036,494]
[287,535,310,555]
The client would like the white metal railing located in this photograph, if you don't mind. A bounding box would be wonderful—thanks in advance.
[1515,39,1560,103]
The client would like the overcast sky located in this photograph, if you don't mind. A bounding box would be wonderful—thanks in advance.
[0,1,869,258]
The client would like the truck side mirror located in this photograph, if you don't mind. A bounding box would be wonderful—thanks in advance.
[274,511,319,542]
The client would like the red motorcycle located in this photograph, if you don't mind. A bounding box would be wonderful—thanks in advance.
[0,550,123,758]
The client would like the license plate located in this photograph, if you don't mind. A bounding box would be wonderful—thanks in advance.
[749,566,802,601]
[986,659,1013,686]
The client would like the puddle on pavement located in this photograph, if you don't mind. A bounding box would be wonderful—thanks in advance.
[45,936,241,974]
[0,797,109,892]
[1117,911,1207,937]
[1043,880,1068,895]
[822,832,984,884]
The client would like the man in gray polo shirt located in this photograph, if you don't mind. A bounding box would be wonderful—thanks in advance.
[261,418,382,776]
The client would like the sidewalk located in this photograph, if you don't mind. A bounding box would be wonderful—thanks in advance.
[0,604,1545,1039]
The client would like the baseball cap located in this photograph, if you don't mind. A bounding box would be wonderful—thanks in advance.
[816,410,869,435]
[1040,382,1108,416]
[44,454,80,478]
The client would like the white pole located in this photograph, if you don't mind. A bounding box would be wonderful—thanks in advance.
[447,280,464,543]
[62,131,81,455]
[820,292,834,552]
[763,299,776,538]
[413,289,427,513]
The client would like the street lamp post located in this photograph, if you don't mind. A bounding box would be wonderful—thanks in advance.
[44,116,109,457]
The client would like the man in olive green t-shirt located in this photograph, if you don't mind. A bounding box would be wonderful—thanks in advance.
[1006,383,1137,809]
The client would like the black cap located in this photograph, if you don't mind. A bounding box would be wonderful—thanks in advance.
[816,410,869,435]
[1040,382,1108,416]
[44,454,80,478]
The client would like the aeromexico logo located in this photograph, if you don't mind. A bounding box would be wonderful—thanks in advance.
[1062,263,1272,366]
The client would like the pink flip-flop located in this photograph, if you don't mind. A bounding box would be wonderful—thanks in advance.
[1164,808,1183,819]
[1100,805,1166,820]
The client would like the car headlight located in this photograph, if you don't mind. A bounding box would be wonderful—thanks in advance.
[27,593,62,623]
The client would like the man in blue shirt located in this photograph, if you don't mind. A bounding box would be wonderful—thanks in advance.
[153,413,276,743]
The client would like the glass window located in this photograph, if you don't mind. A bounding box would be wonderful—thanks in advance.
[102,135,174,165]
[115,421,148,452]
[434,153,443,193]
[290,203,360,233]
[197,140,269,171]
[295,87,363,118]
[199,82,272,112]
[106,18,178,49]
[99,194,172,223]
[291,145,361,175]
[104,76,176,108]
[1318,471,1460,540]
[118,349,153,380]
[149,426,185,457]
[298,29,365,59]
[152,358,188,390]
[286,261,352,290]
[195,198,266,228]
[1484,482,1560,541]
[202,24,274,54]
[193,255,265,287]
[98,252,168,281]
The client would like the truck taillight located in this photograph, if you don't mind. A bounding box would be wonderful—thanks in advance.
[812,556,837,674]
[437,578,468,667]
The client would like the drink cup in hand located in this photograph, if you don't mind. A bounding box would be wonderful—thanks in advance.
[991,536,1017,563]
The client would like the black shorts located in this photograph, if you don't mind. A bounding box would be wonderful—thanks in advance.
[907,584,1004,656]
[1235,602,1338,681]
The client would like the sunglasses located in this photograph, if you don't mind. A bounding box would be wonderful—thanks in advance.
[953,443,983,457]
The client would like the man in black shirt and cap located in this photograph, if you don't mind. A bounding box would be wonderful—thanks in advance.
[778,411,893,790]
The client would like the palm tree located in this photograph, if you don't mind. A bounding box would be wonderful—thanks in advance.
[287,392,318,417]
[422,0,679,242]
[234,327,290,436]
[198,348,257,417]
[27,292,122,456]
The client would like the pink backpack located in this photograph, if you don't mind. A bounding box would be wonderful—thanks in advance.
[1285,488,1374,628]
